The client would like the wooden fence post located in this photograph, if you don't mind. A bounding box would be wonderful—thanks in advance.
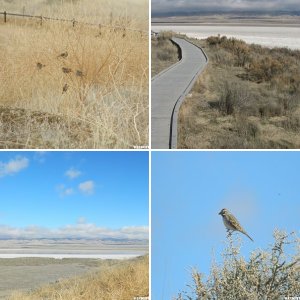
[40,15,43,26]
[4,11,7,23]
[72,19,76,27]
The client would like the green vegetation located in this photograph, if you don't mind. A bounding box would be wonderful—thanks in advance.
[177,35,300,148]
[175,231,300,299]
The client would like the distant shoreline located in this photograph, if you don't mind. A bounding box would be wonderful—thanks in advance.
[152,22,300,28]
[0,253,145,259]
[151,14,300,28]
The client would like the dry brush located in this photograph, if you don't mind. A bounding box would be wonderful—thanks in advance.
[175,231,300,300]
[0,0,148,148]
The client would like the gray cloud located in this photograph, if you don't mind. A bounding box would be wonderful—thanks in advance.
[152,0,300,14]
[0,220,148,240]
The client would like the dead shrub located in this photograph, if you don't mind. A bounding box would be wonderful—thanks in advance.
[247,57,285,82]
[215,81,250,116]
[207,36,251,67]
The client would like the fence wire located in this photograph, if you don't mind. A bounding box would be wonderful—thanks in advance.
[0,11,148,37]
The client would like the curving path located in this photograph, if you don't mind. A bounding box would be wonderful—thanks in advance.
[151,37,208,149]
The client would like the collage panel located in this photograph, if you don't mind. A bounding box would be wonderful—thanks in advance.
[151,0,300,149]
[152,151,300,299]
[0,151,149,299]
[1,0,300,299]
[0,0,148,149]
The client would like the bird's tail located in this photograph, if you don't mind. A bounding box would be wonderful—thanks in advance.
[243,231,254,242]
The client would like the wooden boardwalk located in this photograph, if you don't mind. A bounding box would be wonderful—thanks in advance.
[151,37,208,149]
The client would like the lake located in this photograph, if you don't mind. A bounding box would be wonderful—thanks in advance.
[152,25,300,49]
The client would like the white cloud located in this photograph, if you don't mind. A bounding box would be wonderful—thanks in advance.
[0,222,149,240]
[79,180,95,195]
[34,151,47,163]
[65,168,81,179]
[57,184,74,197]
[0,156,29,177]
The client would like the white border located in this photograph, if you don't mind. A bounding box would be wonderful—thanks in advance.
[148,1,152,300]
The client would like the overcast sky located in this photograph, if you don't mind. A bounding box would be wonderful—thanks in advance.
[152,0,300,15]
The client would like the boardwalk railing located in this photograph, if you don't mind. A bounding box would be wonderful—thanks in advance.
[0,11,147,36]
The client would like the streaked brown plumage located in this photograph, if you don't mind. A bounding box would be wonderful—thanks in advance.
[76,70,83,77]
[36,62,45,70]
[62,83,69,94]
[57,52,68,59]
[219,208,253,241]
[62,67,72,74]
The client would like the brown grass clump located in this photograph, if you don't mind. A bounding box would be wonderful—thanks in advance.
[0,0,148,148]
[9,255,149,300]
[177,35,300,149]
[151,31,180,76]
[175,231,300,300]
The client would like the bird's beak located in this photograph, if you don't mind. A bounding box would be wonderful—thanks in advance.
[218,211,222,215]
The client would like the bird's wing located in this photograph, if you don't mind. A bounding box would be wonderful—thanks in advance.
[227,213,244,232]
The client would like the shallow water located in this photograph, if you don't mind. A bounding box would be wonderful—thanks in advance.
[152,25,300,49]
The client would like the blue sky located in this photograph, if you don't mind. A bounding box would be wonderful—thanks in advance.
[152,151,300,300]
[0,151,148,240]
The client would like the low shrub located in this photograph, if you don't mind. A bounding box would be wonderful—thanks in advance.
[175,231,300,300]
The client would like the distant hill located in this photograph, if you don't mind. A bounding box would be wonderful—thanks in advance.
[152,10,300,18]
[0,237,148,245]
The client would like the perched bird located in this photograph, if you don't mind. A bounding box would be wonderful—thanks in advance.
[62,67,72,74]
[76,70,83,77]
[219,208,253,241]
[62,83,69,94]
[57,52,68,59]
[36,62,45,70]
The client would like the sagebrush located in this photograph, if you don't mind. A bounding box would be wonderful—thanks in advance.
[177,35,300,149]
[175,231,300,300]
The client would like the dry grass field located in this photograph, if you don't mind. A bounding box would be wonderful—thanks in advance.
[0,0,148,149]
[175,34,300,149]
[8,255,149,300]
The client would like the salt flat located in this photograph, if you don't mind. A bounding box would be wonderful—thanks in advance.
[152,25,300,49]
[0,253,144,259]
[0,257,129,299]
[0,239,148,298]
[0,239,148,259]
[0,258,98,299]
